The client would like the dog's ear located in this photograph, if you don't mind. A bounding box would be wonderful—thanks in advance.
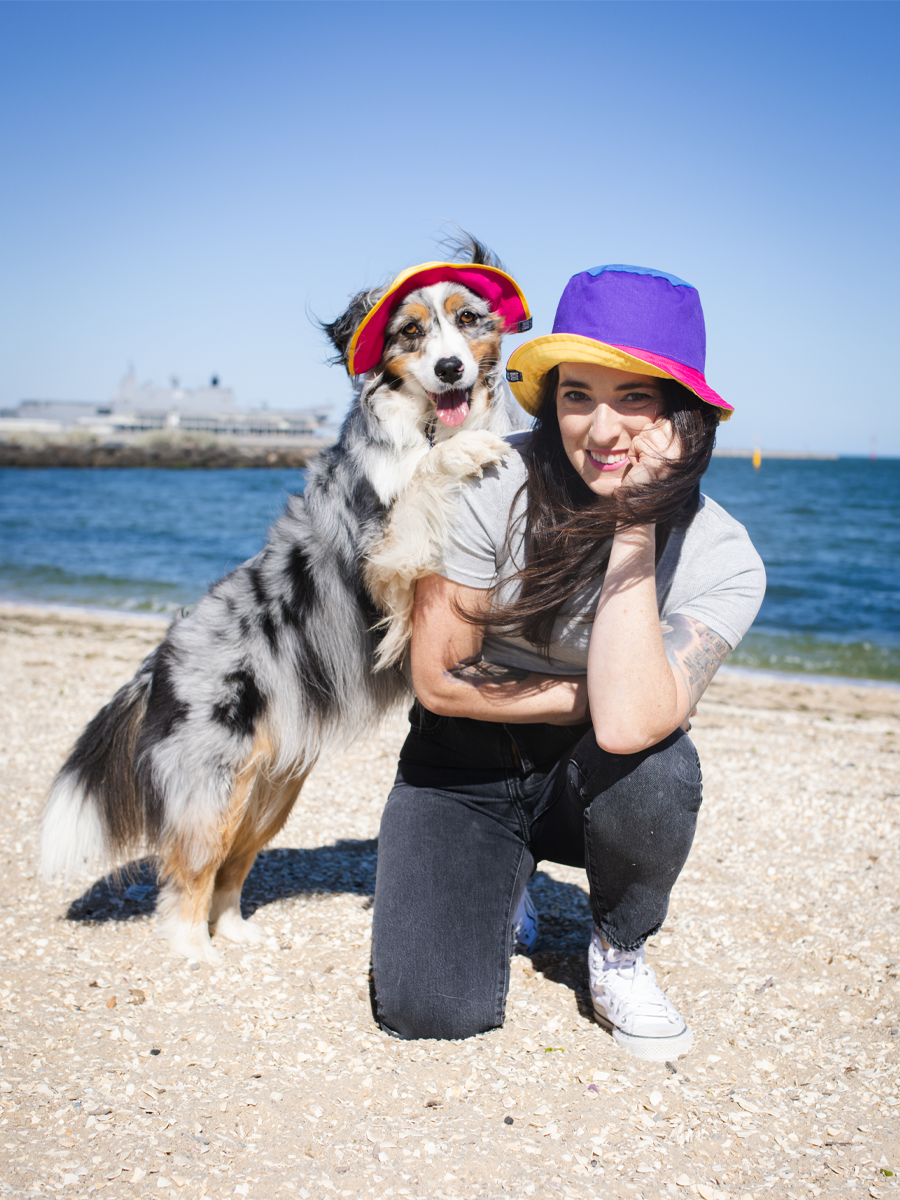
[437,228,506,273]
[320,285,386,376]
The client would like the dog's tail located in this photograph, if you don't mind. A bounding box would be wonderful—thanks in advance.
[40,650,159,881]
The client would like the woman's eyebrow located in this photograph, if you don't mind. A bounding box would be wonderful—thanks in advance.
[613,380,663,392]
[559,377,593,390]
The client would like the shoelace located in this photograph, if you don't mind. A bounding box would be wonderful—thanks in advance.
[597,947,677,1021]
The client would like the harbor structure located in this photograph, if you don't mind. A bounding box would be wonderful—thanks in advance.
[0,370,330,439]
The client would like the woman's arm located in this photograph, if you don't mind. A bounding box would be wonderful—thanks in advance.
[587,419,732,754]
[587,525,731,753]
[410,573,589,725]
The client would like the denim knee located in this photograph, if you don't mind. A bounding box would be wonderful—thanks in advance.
[572,728,703,826]
[374,983,504,1042]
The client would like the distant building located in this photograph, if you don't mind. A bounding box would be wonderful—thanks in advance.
[1,371,331,438]
[110,369,239,416]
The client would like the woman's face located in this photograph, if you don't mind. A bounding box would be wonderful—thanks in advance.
[555,361,667,497]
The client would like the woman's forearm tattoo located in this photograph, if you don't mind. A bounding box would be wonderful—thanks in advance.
[661,614,730,709]
[444,655,531,688]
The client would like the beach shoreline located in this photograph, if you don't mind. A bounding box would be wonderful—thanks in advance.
[1,605,899,1198]
[1,598,898,694]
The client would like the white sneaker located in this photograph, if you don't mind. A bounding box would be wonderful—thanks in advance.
[511,888,538,955]
[588,928,692,1060]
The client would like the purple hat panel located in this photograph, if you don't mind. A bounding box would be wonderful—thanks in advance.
[551,267,707,374]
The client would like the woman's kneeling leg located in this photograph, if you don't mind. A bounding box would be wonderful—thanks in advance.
[372,779,532,1041]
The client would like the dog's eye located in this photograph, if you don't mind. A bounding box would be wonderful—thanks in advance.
[459,310,478,325]
[401,322,421,337]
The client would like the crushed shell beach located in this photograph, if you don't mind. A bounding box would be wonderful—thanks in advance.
[1,603,899,1200]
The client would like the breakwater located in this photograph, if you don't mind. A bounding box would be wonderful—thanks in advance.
[712,447,839,460]
[0,433,842,468]
[0,432,329,469]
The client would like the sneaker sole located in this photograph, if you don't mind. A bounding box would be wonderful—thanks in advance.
[594,1011,693,1061]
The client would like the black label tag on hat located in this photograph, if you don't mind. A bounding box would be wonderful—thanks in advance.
[517,318,533,332]
[506,370,523,383]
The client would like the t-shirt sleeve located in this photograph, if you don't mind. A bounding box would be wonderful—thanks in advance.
[438,464,506,590]
[659,500,766,649]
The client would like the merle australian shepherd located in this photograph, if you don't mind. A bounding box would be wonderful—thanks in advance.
[41,237,525,961]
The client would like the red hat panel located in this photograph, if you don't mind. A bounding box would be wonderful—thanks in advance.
[347,261,531,376]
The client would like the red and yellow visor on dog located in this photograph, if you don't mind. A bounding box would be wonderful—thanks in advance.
[347,261,532,376]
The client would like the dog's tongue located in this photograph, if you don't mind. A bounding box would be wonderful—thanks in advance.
[435,389,470,427]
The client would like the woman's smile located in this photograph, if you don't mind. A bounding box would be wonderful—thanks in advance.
[556,361,667,495]
[585,448,630,471]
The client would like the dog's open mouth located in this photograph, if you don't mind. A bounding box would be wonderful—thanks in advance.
[429,388,471,428]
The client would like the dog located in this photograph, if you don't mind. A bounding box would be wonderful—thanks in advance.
[40,236,529,962]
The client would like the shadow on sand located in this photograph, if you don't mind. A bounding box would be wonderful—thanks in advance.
[65,845,594,1013]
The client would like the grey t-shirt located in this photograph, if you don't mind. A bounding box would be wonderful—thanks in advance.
[440,431,766,676]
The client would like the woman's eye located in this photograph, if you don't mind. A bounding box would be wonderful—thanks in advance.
[401,322,421,337]
[459,310,477,325]
[562,390,591,404]
[622,392,655,405]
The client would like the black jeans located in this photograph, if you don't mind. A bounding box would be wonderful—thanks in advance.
[371,702,703,1041]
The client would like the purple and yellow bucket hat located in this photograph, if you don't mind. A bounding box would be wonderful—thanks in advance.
[506,265,732,421]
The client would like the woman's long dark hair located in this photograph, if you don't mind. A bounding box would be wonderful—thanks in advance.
[461,366,720,651]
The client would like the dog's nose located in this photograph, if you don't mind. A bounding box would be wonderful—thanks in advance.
[434,357,464,384]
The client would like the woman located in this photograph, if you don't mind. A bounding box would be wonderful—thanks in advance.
[371,265,765,1060]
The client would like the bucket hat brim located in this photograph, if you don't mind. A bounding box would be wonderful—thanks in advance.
[506,333,733,422]
[347,261,531,377]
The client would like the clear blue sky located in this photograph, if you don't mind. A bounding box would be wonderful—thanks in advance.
[2,1,897,455]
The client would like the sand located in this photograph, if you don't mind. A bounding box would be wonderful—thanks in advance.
[1,602,898,1200]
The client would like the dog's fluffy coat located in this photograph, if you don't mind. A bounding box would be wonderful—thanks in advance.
[41,238,516,961]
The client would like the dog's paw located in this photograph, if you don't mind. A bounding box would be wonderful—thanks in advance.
[433,430,510,479]
[159,920,221,964]
[211,910,269,946]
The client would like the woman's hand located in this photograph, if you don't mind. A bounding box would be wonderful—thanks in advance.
[625,417,680,488]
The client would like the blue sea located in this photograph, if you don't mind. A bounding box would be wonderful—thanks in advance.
[1,458,898,682]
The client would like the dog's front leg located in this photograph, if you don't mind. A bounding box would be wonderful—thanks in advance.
[364,430,510,670]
